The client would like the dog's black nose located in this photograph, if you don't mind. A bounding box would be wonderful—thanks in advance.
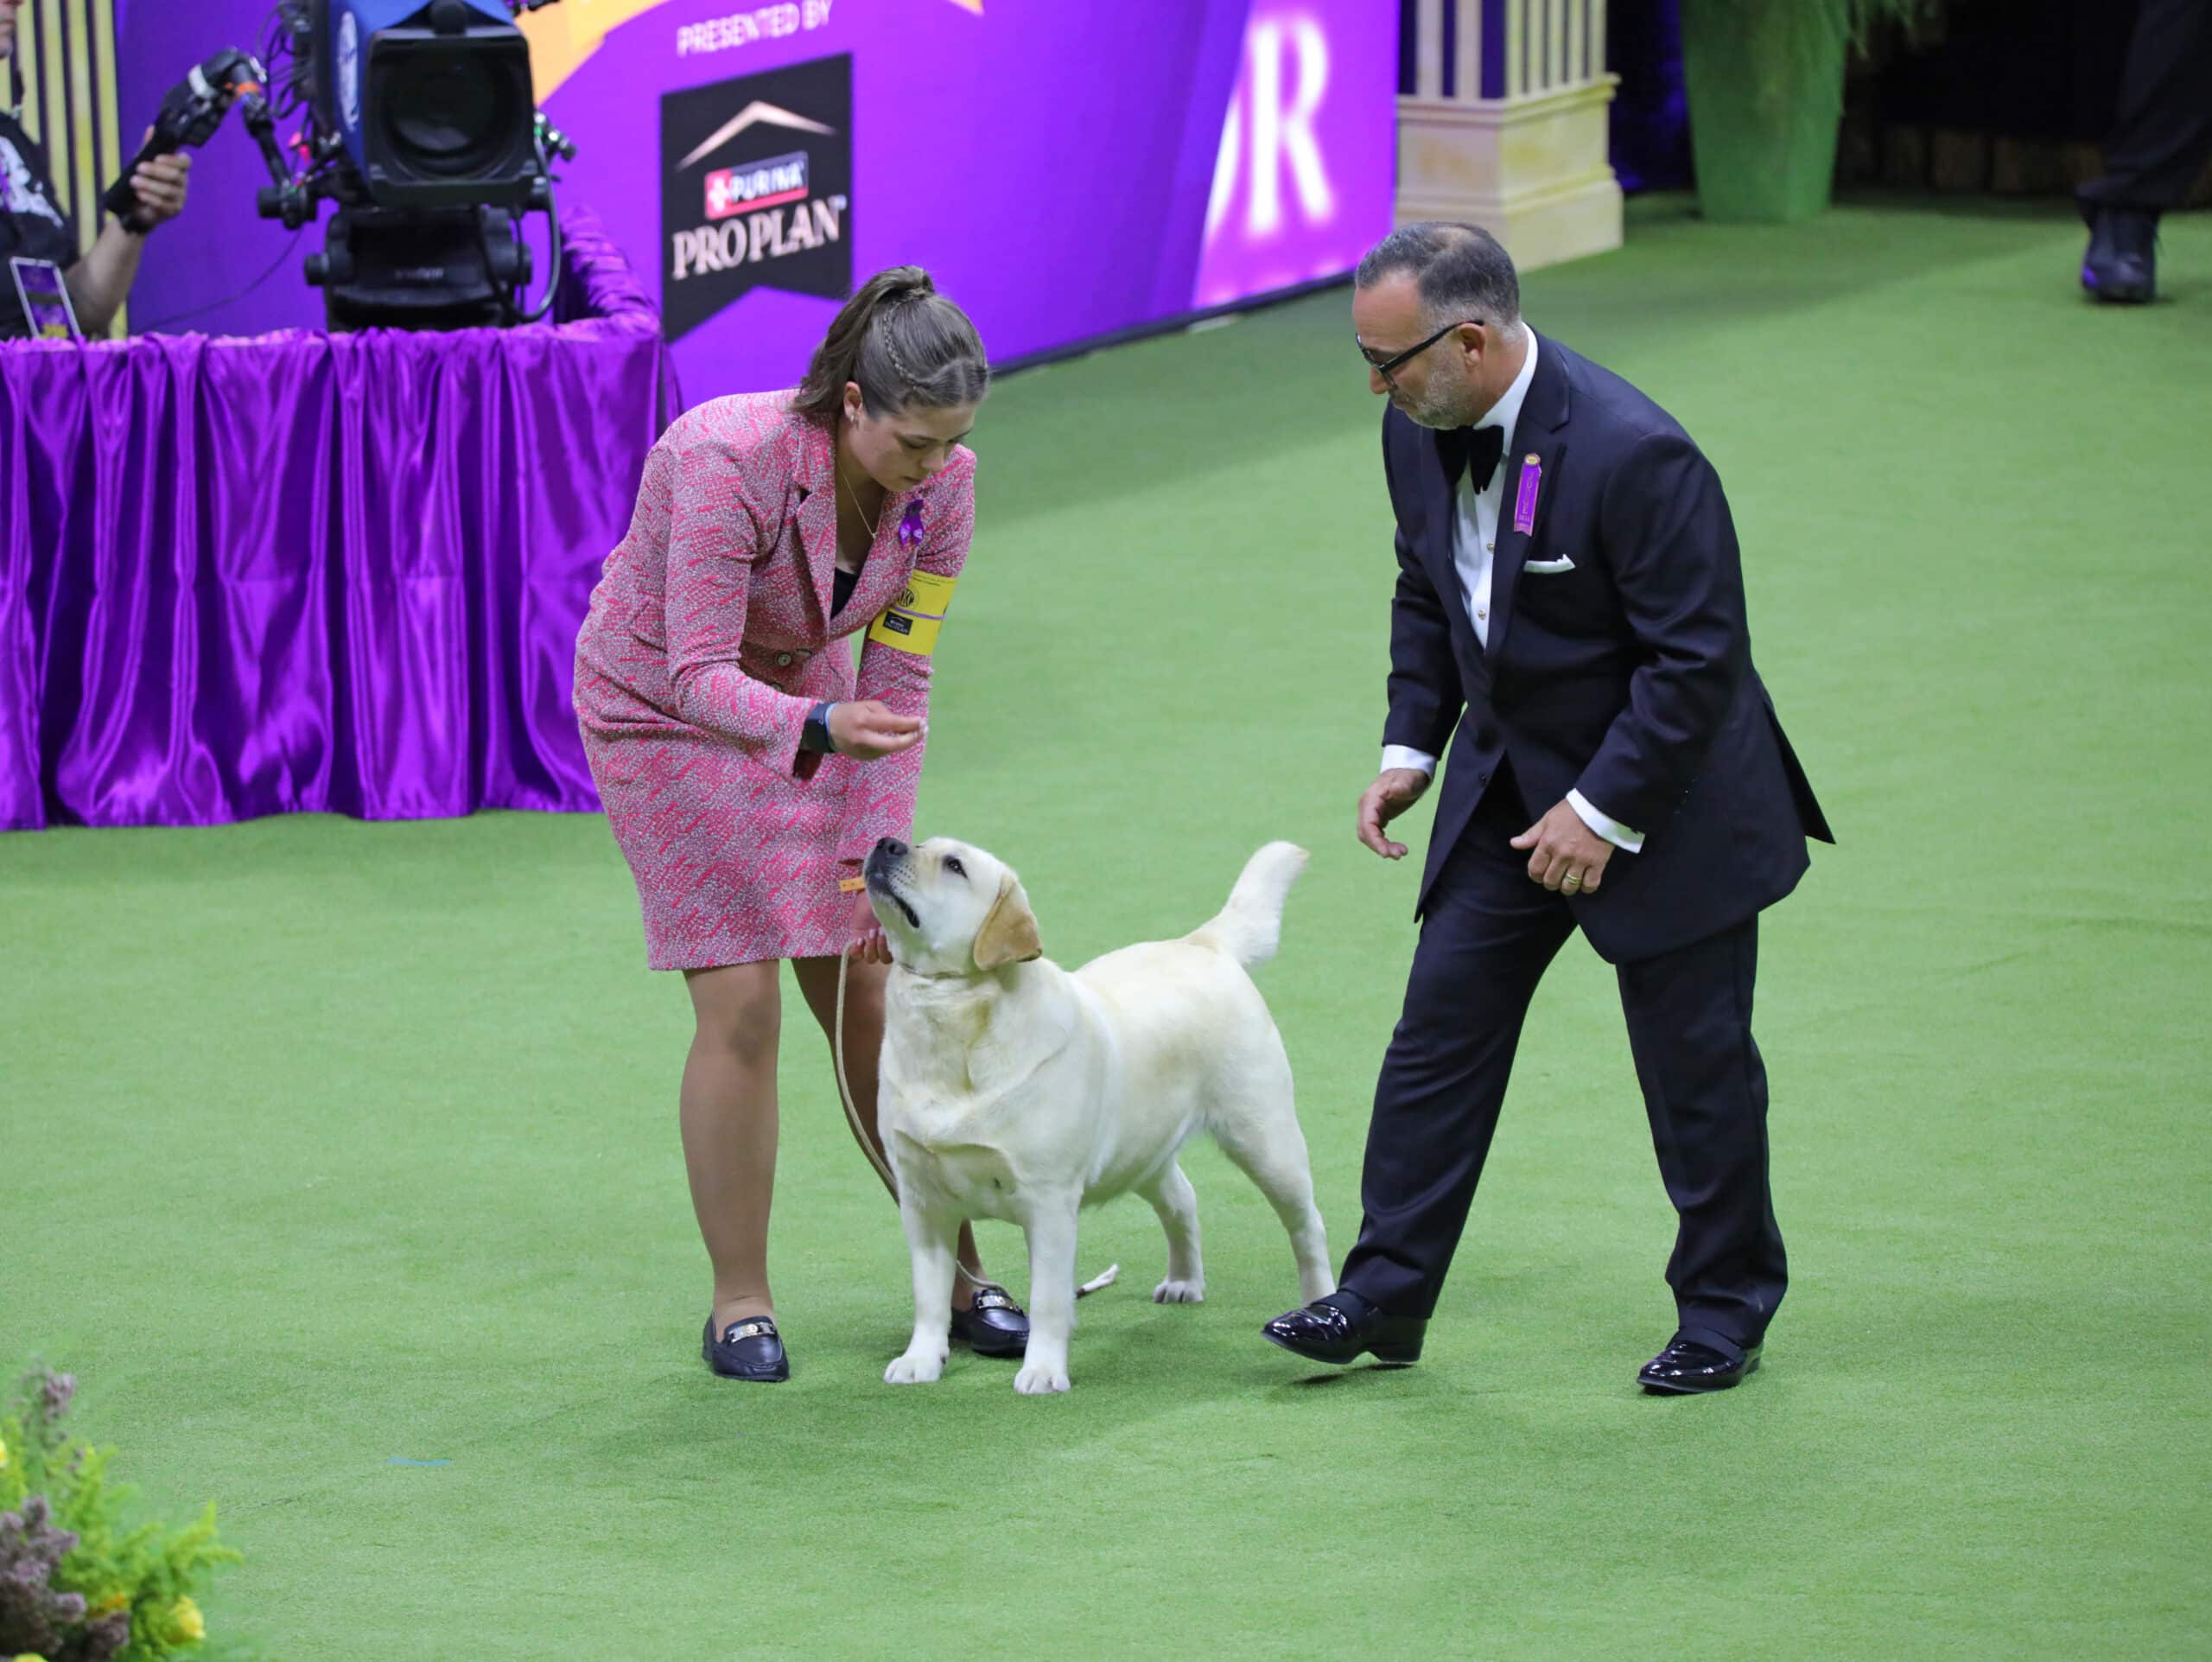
[876,837,908,859]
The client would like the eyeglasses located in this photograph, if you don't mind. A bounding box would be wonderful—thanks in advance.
[1357,318,1484,386]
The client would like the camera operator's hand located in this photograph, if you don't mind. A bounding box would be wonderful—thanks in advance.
[124,130,191,231]
[829,701,924,762]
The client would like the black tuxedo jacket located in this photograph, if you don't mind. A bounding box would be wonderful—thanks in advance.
[1382,332,1832,963]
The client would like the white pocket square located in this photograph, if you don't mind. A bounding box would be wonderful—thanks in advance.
[1522,555,1577,575]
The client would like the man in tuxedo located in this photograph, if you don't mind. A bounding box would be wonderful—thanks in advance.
[1262,223,1832,1393]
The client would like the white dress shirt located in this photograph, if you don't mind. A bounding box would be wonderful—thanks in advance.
[1379,331,1643,853]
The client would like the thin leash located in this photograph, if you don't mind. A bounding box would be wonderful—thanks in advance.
[834,952,1118,1299]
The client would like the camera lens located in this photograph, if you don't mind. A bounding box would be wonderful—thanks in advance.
[385,54,522,177]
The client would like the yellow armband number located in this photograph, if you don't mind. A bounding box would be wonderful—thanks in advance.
[867,570,957,657]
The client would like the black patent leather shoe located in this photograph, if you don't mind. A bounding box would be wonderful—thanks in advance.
[1262,1291,1425,1366]
[1638,1336,1759,1394]
[950,1286,1028,1358]
[2082,207,2158,303]
[702,1314,790,1381]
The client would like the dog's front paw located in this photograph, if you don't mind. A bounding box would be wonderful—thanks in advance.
[1013,1360,1071,1395]
[884,1347,947,1385]
[1152,1277,1206,1304]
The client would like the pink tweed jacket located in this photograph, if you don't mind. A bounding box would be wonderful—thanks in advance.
[573,391,974,967]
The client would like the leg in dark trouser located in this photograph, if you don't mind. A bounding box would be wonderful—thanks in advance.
[1616,917,1785,1358]
[2076,0,2212,300]
[2080,0,2212,216]
[1338,795,1577,1320]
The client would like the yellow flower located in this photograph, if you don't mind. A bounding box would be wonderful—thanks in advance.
[89,1593,129,1617]
[0,1432,10,1469]
[169,1596,206,1643]
[15,1652,51,1661]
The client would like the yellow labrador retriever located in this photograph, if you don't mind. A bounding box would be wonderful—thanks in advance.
[863,835,1335,1395]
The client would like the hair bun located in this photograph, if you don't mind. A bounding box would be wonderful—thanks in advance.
[880,266,935,303]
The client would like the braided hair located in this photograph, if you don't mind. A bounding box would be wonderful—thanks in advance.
[791,265,989,425]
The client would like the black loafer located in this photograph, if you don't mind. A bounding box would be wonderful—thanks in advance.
[2082,207,2158,303]
[950,1286,1028,1358]
[1639,1336,1759,1394]
[702,1314,790,1381]
[1262,1290,1425,1366]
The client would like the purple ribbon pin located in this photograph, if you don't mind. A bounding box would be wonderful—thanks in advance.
[897,501,926,551]
[1513,455,1541,535]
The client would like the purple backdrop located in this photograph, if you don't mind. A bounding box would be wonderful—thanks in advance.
[0,211,671,831]
[112,2,1398,392]
[29,3,1395,833]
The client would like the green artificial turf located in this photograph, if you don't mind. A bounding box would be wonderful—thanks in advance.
[3,194,2208,1659]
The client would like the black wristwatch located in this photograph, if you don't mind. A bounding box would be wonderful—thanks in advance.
[800,701,838,755]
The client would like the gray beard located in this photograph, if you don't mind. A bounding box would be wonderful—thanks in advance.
[1400,387,1478,430]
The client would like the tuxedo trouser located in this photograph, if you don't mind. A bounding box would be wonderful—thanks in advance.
[1338,766,1787,1356]
[2080,0,2212,215]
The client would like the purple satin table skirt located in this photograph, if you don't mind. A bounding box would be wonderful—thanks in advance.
[0,208,680,831]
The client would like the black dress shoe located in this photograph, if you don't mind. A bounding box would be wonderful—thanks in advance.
[1262,1291,1425,1366]
[950,1286,1028,1358]
[702,1314,790,1381]
[1638,1336,1759,1394]
[2082,207,2158,303]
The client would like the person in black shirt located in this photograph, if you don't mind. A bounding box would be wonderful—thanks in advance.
[3,0,193,338]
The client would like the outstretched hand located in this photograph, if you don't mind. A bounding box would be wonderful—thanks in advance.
[830,700,923,762]
[1356,767,1432,860]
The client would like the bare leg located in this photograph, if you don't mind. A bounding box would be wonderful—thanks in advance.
[791,954,991,1309]
[682,961,785,1334]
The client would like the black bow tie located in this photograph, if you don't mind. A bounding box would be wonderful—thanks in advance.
[1467,424,1505,493]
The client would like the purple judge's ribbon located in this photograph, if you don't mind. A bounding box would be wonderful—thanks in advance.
[1513,455,1541,536]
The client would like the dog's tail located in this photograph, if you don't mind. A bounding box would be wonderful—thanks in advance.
[1192,841,1309,969]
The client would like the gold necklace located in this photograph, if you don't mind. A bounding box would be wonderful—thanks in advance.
[836,460,880,544]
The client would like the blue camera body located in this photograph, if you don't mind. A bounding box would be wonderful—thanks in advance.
[316,0,536,208]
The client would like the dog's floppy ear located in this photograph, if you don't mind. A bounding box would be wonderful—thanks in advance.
[972,870,1043,970]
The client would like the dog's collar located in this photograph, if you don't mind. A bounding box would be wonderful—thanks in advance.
[891,960,1027,984]
[890,962,978,983]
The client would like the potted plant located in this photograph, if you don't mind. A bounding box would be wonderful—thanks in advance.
[1681,0,1943,222]
[0,1367,243,1661]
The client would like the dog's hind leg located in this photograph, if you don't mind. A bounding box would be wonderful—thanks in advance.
[1141,1159,1211,1309]
[1211,1058,1336,1304]
[1140,1160,1205,1304]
